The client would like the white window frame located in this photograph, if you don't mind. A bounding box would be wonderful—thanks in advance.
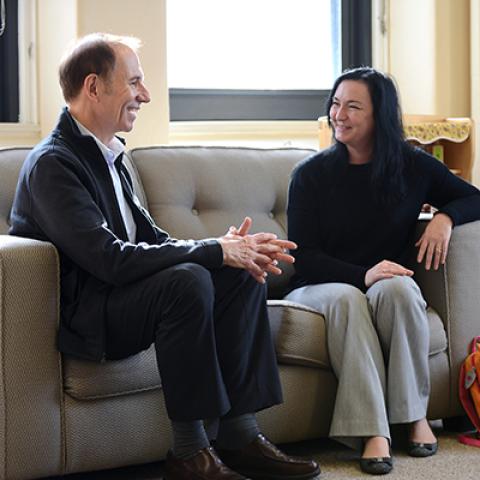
[17,0,37,124]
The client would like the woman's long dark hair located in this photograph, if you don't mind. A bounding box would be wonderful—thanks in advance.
[325,67,410,205]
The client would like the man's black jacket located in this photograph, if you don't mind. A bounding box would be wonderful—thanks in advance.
[9,109,223,361]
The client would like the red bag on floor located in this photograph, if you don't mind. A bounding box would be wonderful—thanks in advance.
[458,336,480,447]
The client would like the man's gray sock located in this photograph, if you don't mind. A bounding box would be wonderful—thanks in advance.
[215,413,260,450]
[171,420,210,458]
[204,418,219,442]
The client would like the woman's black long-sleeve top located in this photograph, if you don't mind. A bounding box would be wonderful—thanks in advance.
[287,145,480,293]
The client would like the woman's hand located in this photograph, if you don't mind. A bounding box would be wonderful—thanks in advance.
[415,213,453,270]
[365,260,413,288]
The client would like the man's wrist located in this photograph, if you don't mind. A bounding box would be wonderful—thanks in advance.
[202,238,225,267]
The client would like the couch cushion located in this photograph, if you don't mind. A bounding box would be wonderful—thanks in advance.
[428,306,448,355]
[64,300,448,400]
[268,301,447,370]
[0,147,31,234]
[268,300,329,369]
[63,347,161,400]
[127,146,315,298]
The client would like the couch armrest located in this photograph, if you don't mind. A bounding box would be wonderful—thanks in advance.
[413,220,480,416]
[0,235,64,479]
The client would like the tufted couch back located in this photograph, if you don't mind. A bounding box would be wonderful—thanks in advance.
[125,146,315,297]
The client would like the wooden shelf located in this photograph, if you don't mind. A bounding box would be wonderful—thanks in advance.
[318,115,474,182]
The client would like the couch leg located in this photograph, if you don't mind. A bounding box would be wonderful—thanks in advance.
[443,415,475,433]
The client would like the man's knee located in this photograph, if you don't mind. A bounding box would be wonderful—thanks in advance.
[215,266,267,298]
[166,263,214,300]
[151,263,217,340]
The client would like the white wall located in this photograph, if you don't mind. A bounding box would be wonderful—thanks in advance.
[435,0,470,117]
[388,0,437,114]
[37,0,78,138]
[77,0,169,147]
[470,0,480,185]
[388,0,470,117]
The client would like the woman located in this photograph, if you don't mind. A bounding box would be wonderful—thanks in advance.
[286,67,480,475]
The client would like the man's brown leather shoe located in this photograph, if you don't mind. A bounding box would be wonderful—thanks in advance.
[217,433,320,480]
[164,447,250,479]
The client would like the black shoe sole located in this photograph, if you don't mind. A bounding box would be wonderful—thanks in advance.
[359,457,393,475]
[407,441,438,457]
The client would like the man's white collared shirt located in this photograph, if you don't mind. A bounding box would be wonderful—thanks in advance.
[72,117,137,243]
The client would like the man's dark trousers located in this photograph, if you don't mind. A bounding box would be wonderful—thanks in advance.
[105,263,283,421]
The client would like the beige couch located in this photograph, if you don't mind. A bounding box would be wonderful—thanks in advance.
[0,145,478,480]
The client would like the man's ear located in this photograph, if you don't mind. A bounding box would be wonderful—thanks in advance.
[83,73,100,101]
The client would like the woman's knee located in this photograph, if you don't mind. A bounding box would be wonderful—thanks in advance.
[367,276,425,308]
[367,276,428,332]
[286,283,365,312]
[285,283,372,336]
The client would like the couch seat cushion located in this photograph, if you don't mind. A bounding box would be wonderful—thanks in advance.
[63,347,161,400]
[63,301,448,401]
[428,306,448,355]
[268,300,448,370]
[268,300,330,369]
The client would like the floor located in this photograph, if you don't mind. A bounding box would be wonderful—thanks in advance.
[42,422,480,480]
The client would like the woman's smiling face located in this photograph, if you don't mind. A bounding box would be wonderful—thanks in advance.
[329,79,375,155]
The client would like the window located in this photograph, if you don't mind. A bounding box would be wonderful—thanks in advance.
[167,0,371,121]
[0,0,36,124]
[0,0,19,122]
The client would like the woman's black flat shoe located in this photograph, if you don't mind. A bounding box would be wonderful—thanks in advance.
[359,455,393,475]
[407,441,438,457]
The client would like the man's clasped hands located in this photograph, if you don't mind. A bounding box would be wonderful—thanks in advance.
[218,217,297,284]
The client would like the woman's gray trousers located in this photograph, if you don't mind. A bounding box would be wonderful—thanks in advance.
[285,276,430,450]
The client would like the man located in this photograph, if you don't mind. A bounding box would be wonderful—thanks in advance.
[9,34,320,480]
